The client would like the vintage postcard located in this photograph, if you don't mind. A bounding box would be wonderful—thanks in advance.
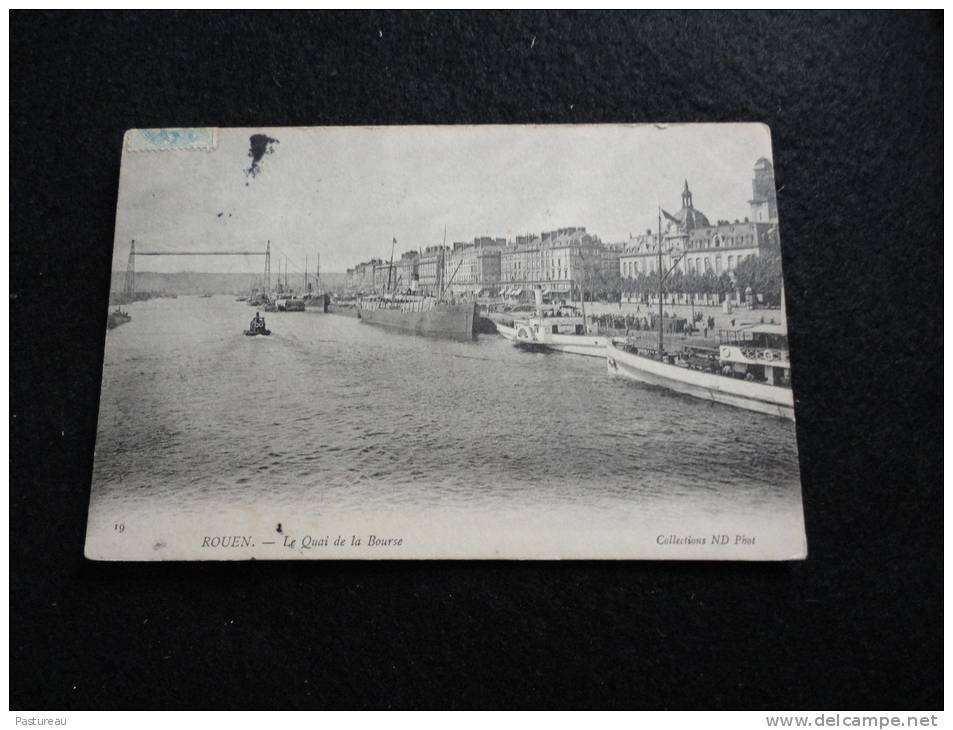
[86,124,806,560]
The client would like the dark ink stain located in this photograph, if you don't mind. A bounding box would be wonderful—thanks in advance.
[276,523,283,534]
[246,134,279,179]
[217,212,224,218]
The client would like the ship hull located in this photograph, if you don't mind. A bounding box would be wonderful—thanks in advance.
[106,312,131,330]
[358,302,476,340]
[304,293,329,313]
[535,333,607,358]
[498,320,606,357]
[328,303,359,318]
[495,322,517,341]
[606,340,795,421]
[497,321,554,353]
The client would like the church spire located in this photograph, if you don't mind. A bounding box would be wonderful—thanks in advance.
[682,179,693,209]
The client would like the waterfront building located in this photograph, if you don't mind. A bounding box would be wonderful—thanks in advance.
[499,227,605,295]
[443,237,505,296]
[417,245,449,295]
[348,259,381,293]
[680,220,773,278]
[600,242,624,280]
[478,239,506,291]
[618,163,780,283]
[373,260,395,292]
[394,250,419,292]
[500,235,540,291]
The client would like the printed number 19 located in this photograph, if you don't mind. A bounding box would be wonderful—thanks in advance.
[114,523,125,533]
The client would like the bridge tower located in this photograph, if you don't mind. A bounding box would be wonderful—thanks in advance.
[264,240,271,293]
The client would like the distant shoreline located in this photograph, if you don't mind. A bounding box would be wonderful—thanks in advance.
[110,270,348,296]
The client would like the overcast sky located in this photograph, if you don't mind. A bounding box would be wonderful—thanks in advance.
[113,123,774,274]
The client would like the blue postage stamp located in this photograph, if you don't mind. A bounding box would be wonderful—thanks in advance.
[125,127,217,152]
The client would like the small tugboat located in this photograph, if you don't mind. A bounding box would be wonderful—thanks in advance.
[106,308,131,330]
[244,311,271,336]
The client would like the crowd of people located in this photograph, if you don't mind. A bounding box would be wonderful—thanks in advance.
[583,309,735,339]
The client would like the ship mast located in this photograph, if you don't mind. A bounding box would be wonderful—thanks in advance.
[387,236,397,292]
[654,206,689,358]
[444,260,463,298]
[264,240,271,295]
[123,239,136,302]
[437,225,447,297]
[576,247,587,329]
[657,206,664,359]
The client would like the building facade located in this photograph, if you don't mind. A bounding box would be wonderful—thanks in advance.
[373,261,394,291]
[344,174,776,299]
[443,237,505,296]
[599,242,624,281]
[618,162,780,283]
[393,250,419,292]
[347,259,381,292]
[499,227,607,294]
[417,245,449,295]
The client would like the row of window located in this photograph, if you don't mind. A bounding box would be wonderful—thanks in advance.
[630,233,759,255]
[504,257,566,269]
[686,233,756,249]
[621,253,756,278]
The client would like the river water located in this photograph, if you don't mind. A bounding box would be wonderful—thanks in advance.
[87,295,805,560]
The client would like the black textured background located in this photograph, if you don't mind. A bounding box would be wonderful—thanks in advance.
[10,11,943,709]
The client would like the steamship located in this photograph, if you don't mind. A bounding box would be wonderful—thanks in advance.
[606,207,794,420]
[358,294,477,340]
[493,288,607,357]
[356,235,478,340]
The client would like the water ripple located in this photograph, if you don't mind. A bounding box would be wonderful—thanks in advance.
[91,296,802,521]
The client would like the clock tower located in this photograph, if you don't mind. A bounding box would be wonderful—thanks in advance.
[749,157,778,223]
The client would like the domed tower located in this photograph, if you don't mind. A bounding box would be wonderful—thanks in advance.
[749,157,778,223]
[668,180,710,232]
